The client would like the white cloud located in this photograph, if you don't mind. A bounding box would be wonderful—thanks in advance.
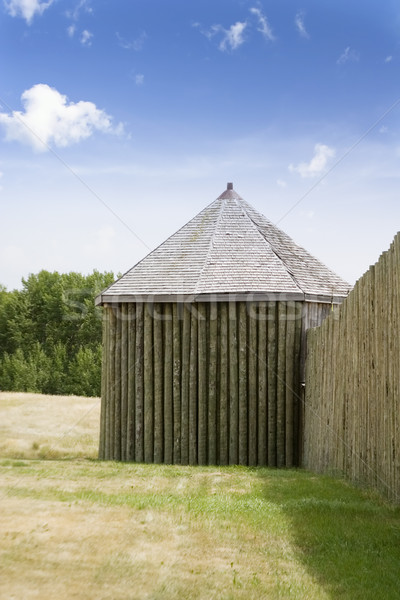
[295,11,309,39]
[4,0,53,23]
[80,29,93,46]
[385,55,393,63]
[289,144,335,178]
[0,84,123,152]
[135,74,144,86]
[116,31,147,51]
[219,21,247,51]
[249,7,275,41]
[337,46,359,65]
[66,0,92,21]
[196,21,247,52]
[276,179,287,188]
[67,24,76,37]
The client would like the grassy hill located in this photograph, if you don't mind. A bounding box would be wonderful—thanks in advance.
[1,392,400,599]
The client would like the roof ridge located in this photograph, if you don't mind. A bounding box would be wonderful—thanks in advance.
[237,198,305,293]
[193,197,226,295]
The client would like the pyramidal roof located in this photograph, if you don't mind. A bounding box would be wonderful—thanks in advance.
[96,183,351,305]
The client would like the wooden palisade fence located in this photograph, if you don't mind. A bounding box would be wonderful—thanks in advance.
[304,232,400,502]
[99,300,306,467]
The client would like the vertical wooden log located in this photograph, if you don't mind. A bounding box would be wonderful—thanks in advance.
[163,304,173,464]
[153,303,163,463]
[99,306,108,460]
[106,306,115,459]
[197,303,208,465]
[285,301,296,467]
[135,303,144,462]
[267,302,277,466]
[238,302,248,465]
[258,302,268,465]
[189,306,198,465]
[248,304,258,466]
[219,303,229,465]
[172,304,181,464]
[208,302,218,465]
[293,302,302,466]
[120,304,128,461]
[114,307,122,461]
[180,304,191,464]
[127,303,135,461]
[276,302,287,467]
[144,304,154,463]
[229,303,239,464]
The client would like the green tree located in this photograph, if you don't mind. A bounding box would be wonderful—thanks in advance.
[0,270,115,396]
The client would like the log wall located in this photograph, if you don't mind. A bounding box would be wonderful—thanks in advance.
[99,300,308,466]
[304,232,400,502]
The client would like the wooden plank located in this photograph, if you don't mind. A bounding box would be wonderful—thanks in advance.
[135,303,144,462]
[248,303,258,466]
[113,307,122,460]
[180,304,191,464]
[285,301,296,467]
[99,307,109,460]
[238,302,248,465]
[144,304,154,463]
[172,304,181,464]
[127,303,135,461]
[276,302,287,467]
[120,303,128,461]
[208,302,218,465]
[163,303,173,464]
[219,303,229,465]
[107,307,115,460]
[197,302,208,465]
[257,302,268,465]
[228,302,239,464]
[267,302,277,466]
[189,306,198,465]
[153,303,164,463]
[293,302,302,465]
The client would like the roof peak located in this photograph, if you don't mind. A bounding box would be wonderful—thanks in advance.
[217,182,243,200]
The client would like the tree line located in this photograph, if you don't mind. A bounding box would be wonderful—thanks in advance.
[0,270,115,397]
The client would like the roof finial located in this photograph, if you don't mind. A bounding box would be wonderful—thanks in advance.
[227,182,233,190]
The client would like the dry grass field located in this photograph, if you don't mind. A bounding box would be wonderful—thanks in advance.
[1,392,400,599]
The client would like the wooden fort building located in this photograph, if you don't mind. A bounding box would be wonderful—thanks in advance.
[96,183,350,466]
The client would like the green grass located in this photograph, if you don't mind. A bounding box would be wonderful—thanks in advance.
[1,459,400,599]
[1,392,400,599]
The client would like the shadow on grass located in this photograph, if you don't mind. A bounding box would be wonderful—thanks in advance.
[257,468,400,600]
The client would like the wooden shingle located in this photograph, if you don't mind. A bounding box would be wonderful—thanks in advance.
[96,184,350,304]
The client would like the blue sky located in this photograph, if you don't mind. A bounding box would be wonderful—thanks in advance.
[1,0,400,290]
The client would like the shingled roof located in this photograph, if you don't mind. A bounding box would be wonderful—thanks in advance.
[96,183,351,305]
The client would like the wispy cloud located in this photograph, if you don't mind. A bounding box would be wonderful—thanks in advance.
[135,74,144,86]
[67,24,76,37]
[4,0,53,24]
[116,31,147,51]
[249,6,275,41]
[195,6,275,52]
[219,21,247,51]
[66,0,92,21]
[196,21,247,52]
[289,144,335,178]
[384,55,393,63]
[337,46,360,65]
[295,11,309,39]
[0,84,123,152]
[80,29,93,46]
